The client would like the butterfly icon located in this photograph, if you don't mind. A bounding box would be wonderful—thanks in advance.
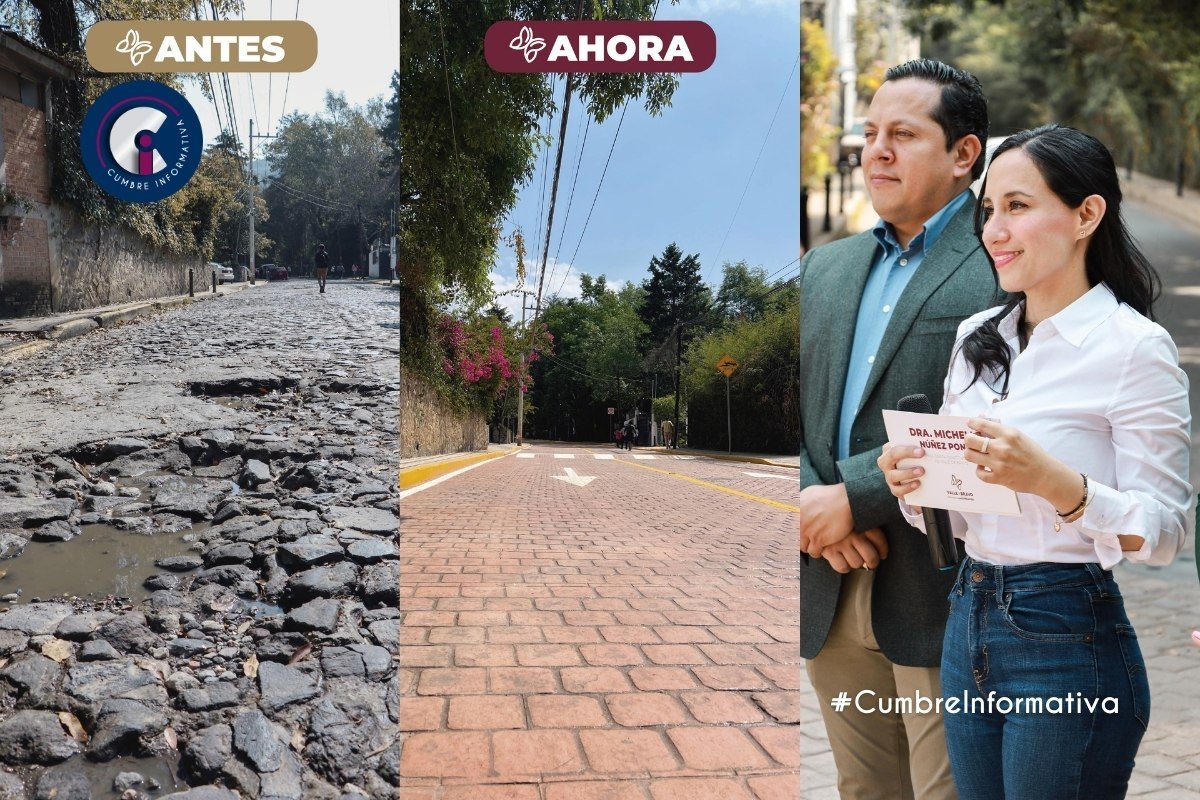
[508,25,546,64]
[116,29,154,66]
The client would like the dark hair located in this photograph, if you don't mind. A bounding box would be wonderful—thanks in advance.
[884,58,989,179]
[958,123,1161,393]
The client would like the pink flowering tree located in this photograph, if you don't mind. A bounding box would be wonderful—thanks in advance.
[435,313,553,412]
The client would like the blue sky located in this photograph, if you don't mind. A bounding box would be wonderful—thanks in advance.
[492,0,800,319]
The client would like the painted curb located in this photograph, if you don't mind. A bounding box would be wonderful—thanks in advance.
[399,450,512,490]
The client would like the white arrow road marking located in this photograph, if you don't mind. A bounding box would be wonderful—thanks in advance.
[552,467,596,487]
[743,471,796,480]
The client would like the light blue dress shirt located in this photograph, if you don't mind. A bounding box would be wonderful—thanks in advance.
[836,189,973,462]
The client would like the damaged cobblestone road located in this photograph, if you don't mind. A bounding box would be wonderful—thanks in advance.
[0,281,399,800]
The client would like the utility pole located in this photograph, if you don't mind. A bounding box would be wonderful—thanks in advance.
[247,119,277,284]
[248,119,255,284]
[650,373,657,447]
[672,323,683,449]
[513,289,536,445]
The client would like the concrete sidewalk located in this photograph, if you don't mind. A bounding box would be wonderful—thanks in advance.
[0,280,259,362]
[1121,169,1200,234]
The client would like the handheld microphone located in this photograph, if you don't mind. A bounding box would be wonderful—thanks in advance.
[895,393,961,570]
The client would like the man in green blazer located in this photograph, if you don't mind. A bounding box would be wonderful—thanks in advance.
[800,59,1005,799]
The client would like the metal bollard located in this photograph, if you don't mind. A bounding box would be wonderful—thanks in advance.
[212,271,217,293]
[839,166,847,215]
[188,268,194,297]
[822,173,833,232]
[800,186,810,251]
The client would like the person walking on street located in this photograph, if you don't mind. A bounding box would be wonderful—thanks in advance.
[315,244,330,293]
[661,418,675,449]
[799,58,1003,800]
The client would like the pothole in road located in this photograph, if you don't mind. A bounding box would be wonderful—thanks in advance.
[187,375,298,397]
[9,754,184,799]
[0,521,207,605]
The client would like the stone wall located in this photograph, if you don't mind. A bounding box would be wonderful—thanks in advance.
[401,370,488,459]
[50,204,198,313]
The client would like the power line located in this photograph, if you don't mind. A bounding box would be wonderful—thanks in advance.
[278,0,300,130]
[706,53,800,284]
[562,100,628,290]
[555,0,664,296]
[272,179,353,212]
[533,70,577,318]
[191,0,226,145]
[237,5,261,132]
[531,73,557,289]
[544,114,589,301]
[267,0,274,133]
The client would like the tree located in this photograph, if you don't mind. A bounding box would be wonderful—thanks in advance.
[8,0,244,254]
[261,93,391,272]
[381,70,400,172]
[530,276,648,441]
[801,18,838,189]
[639,242,712,355]
[399,0,682,304]
[716,260,771,322]
[683,307,799,453]
[903,0,1200,188]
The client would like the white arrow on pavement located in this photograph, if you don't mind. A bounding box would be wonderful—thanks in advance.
[552,467,597,487]
[743,471,796,480]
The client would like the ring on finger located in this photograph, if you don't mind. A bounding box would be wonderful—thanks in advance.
[980,438,990,455]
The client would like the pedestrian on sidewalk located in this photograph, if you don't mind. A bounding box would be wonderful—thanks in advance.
[315,244,330,293]
[878,124,1191,800]
[622,418,636,450]
[661,418,674,449]
[799,58,1001,800]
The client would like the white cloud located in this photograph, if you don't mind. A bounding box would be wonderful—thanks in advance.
[668,0,800,18]
[489,257,583,323]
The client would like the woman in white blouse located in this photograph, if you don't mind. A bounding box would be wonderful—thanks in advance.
[878,124,1192,800]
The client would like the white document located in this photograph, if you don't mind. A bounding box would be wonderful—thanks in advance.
[882,410,1022,516]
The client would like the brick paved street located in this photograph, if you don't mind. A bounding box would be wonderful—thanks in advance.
[399,442,801,798]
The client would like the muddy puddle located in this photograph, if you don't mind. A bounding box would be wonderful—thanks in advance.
[0,521,208,605]
[11,753,184,798]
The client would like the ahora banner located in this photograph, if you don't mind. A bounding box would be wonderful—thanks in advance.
[485,20,715,73]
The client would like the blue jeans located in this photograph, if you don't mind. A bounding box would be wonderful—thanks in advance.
[942,558,1150,800]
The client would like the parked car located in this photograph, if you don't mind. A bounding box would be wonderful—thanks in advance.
[206,261,236,285]
[267,264,289,281]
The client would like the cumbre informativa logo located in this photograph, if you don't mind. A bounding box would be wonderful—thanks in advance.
[79,80,201,203]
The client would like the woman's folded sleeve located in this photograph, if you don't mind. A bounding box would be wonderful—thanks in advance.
[1078,331,1193,567]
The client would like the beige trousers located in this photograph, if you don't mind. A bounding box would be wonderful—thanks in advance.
[806,569,957,800]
